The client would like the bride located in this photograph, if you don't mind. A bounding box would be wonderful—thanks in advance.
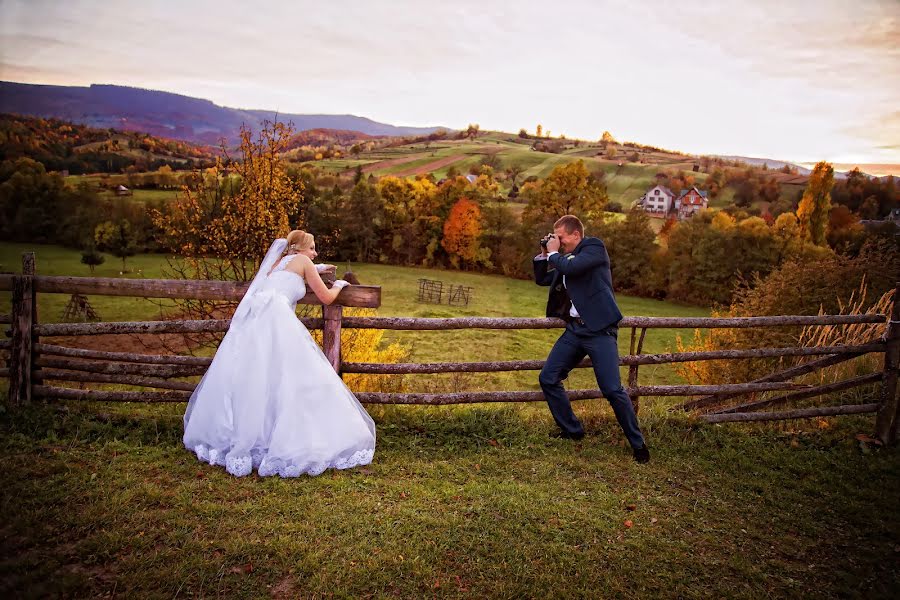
[183,230,376,477]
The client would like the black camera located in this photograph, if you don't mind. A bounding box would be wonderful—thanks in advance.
[539,234,554,248]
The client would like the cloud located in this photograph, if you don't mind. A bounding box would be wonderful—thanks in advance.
[0,0,897,162]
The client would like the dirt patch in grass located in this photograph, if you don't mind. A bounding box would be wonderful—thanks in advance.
[43,332,197,356]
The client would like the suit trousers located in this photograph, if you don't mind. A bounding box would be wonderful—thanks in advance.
[539,321,645,449]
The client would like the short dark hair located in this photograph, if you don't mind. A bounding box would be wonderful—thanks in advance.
[554,215,584,236]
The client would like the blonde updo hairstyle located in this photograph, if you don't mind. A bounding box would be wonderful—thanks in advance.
[286,230,314,254]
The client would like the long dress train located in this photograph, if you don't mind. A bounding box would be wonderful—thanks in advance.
[183,254,375,477]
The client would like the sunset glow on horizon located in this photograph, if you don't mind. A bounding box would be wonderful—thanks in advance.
[1,0,897,168]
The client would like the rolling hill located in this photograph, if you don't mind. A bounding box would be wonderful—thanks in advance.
[0,81,446,145]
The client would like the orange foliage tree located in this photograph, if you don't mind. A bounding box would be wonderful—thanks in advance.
[441,197,483,268]
[797,161,834,246]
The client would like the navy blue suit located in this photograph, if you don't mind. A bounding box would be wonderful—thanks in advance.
[534,237,645,448]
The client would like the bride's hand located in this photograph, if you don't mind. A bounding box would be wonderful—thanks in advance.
[332,279,350,290]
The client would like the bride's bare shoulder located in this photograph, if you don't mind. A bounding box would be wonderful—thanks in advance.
[285,253,313,273]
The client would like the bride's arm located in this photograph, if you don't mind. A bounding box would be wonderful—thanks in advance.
[288,255,347,305]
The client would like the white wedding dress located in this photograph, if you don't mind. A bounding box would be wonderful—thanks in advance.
[183,250,376,477]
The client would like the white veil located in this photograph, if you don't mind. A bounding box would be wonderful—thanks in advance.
[231,238,287,326]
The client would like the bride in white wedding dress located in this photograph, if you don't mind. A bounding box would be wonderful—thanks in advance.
[183,230,376,477]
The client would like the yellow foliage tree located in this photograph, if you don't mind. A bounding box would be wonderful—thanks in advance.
[308,308,409,393]
[151,120,304,338]
[521,160,608,231]
[376,176,441,264]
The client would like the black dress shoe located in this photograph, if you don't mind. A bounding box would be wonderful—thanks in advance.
[633,445,650,463]
[550,430,585,441]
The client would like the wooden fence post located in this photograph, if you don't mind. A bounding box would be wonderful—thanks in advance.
[322,304,343,374]
[875,282,900,445]
[8,253,35,405]
[628,327,647,413]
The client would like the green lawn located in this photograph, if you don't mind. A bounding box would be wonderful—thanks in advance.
[0,402,896,598]
[89,188,182,204]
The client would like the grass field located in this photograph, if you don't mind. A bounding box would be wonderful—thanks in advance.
[1,399,897,598]
[1,242,897,598]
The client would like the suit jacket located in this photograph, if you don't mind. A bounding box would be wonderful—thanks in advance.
[533,236,623,333]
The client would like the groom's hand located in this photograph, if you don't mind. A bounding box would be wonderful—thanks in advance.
[545,234,560,253]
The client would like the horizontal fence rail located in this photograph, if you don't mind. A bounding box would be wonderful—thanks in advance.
[339,314,887,330]
[700,403,881,423]
[34,318,323,337]
[35,343,211,365]
[0,274,381,308]
[342,342,886,374]
[3,252,899,445]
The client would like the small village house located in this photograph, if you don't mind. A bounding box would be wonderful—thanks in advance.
[637,184,709,219]
[637,185,676,215]
[675,186,708,219]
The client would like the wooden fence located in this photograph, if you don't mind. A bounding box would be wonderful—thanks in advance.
[3,252,899,445]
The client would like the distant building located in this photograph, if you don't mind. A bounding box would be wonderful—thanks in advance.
[115,185,132,197]
[861,208,900,234]
[675,186,708,219]
[637,185,675,215]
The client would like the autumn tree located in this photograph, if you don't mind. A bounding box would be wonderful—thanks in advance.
[601,131,616,145]
[151,120,304,333]
[442,197,483,268]
[505,163,524,186]
[521,160,608,234]
[154,120,302,278]
[826,204,866,253]
[796,161,834,246]
[705,168,727,199]
[466,123,480,139]
[94,219,137,271]
[536,124,543,138]
[376,175,440,264]
[596,208,659,294]
[480,152,501,171]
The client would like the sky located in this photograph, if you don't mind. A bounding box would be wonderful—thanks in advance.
[1,0,898,166]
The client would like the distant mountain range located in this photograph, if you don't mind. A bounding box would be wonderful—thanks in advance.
[712,155,812,175]
[1,81,895,180]
[0,81,447,145]
[712,155,898,181]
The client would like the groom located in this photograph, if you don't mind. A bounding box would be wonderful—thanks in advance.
[533,215,650,463]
